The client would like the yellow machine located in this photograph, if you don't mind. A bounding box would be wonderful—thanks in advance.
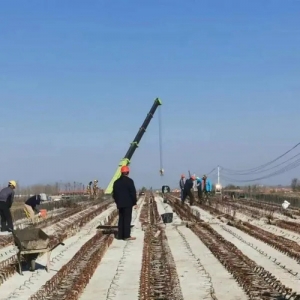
[105,98,163,194]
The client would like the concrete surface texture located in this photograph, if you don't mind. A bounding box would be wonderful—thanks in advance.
[191,203,300,293]
[1,194,300,299]
[80,198,144,300]
[156,197,248,300]
[0,204,116,300]
[0,207,82,268]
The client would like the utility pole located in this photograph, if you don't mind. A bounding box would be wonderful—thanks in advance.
[217,166,220,185]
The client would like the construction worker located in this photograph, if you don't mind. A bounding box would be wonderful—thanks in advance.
[179,174,186,201]
[112,166,137,241]
[199,175,212,201]
[93,179,98,197]
[87,181,92,197]
[196,177,202,201]
[24,194,42,224]
[161,185,170,203]
[192,174,197,192]
[182,175,196,205]
[86,184,91,194]
[0,180,16,233]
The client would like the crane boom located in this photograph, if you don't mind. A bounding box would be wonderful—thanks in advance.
[105,98,162,194]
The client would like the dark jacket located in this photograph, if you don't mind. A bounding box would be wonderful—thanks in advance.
[183,178,193,192]
[0,187,15,208]
[112,175,137,208]
[25,195,41,212]
[179,178,185,190]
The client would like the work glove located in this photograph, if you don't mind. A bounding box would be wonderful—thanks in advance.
[38,212,42,216]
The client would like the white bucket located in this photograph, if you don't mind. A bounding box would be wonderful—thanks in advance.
[282,200,290,209]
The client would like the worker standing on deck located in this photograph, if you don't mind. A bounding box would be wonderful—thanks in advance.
[112,166,137,241]
[24,194,42,224]
[87,181,93,197]
[201,175,212,201]
[0,180,16,233]
[182,175,195,205]
[192,174,197,192]
[196,177,202,201]
[179,174,186,201]
[92,179,98,197]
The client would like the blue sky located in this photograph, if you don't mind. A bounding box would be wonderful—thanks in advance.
[1,0,300,189]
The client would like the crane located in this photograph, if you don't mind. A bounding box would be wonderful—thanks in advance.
[104,98,162,194]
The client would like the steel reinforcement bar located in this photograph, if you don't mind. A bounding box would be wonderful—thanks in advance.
[275,219,300,235]
[198,196,300,236]
[194,199,300,264]
[11,196,90,223]
[28,212,118,300]
[223,201,300,234]
[0,199,114,286]
[220,198,297,220]
[0,206,81,249]
[0,199,107,249]
[167,196,300,299]
[237,197,300,216]
[139,193,183,300]
[220,199,275,219]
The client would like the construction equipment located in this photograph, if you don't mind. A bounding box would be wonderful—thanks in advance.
[105,98,162,194]
[12,228,64,275]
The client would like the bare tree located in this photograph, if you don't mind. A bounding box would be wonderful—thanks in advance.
[291,178,298,191]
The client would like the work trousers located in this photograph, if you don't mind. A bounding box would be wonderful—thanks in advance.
[197,188,202,200]
[182,190,195,206]
[180,189,184,201]
[118,206,132,240]
[0,202,13,231]
[24,204,37,224]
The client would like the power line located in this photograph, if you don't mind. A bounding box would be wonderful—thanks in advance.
[221,141,300,174]
[221,151,300,175]
[206,167,216,176]
[222,157,300,183]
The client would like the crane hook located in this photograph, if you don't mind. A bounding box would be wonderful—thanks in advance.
[159,169,164,176]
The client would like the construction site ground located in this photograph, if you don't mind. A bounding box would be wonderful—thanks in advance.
[0,194,300,299]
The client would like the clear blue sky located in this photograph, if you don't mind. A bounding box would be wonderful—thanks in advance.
[1,0,300,188]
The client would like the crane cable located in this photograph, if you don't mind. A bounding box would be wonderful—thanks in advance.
[158,106,164,176]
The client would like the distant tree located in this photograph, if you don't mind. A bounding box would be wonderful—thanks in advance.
[247,184,259,195]
[291,178,299,191]
[226,184,237,189]
[252,184,258,193]
[141,186,147,192]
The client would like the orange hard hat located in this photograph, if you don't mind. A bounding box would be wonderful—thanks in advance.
[121,166,130,173]
[181,174,185,178]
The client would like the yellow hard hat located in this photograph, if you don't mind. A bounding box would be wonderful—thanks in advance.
[8,180,17,187]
